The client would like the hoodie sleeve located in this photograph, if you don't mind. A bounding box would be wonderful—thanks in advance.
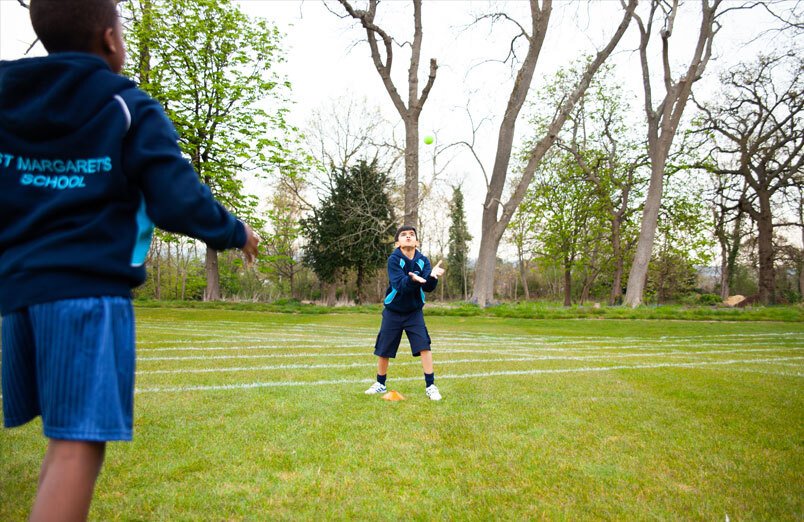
[119,89,246,251]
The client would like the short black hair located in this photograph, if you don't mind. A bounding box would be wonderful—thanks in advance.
[394,226,417,242]
[30,0,120,54]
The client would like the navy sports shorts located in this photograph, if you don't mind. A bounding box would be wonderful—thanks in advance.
[374,308,431,358]
[2,296,135,441]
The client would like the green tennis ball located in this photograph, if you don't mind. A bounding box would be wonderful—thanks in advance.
[423,135,434,145]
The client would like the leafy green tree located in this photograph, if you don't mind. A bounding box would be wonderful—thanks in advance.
[301,160,396,304]
[523,151,609,306]
[647,176,715,303]
[263,185,304,298]
[122,0,293,300]
[518,62,644,305]
[557,65,648,304]
[505,202,536,300]
[447,186,472,300]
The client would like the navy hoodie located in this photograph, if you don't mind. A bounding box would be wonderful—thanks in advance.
[383,247,438,314]
[0,53,246,314]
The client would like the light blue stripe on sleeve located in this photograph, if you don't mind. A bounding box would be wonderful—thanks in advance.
[131,192,154,267]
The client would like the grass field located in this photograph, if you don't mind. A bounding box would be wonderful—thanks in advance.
[1,307,802,520]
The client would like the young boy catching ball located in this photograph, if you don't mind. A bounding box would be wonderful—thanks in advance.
[365,226,445,400]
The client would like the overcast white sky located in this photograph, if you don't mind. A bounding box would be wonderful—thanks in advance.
[0,0,798,255]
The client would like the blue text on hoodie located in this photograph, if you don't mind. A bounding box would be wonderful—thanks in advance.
[0,53,246,313]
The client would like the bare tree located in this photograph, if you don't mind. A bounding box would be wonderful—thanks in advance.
[798,186,804,298]
[624,0,723,307]
[305,95,401,175]
[335,0,438,228]
[696,53,804,303]
[710,175,748,300]
[471,0,638,307]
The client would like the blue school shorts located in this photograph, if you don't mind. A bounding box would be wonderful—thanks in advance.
[374,308,431,358]
[2,296,135,441]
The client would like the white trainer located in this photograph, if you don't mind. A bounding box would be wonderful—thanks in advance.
[365,382,387,395]
[425,384,442,401]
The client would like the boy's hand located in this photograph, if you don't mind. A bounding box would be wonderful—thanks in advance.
[408,272,427,284]
[241,224,260,265]
[431,260,445,279]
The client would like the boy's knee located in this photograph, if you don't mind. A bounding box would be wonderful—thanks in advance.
[48,439,106,464]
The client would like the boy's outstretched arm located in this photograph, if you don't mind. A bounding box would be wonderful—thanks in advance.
[120,91,250,252]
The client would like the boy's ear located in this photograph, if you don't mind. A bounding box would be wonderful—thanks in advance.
[102,27,118,54]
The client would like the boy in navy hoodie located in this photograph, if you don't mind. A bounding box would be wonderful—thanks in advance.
[0,1,259,519]
[365,226,445,400]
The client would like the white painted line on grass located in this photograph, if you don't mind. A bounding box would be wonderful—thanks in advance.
[134,357,804,394]
[136,356,540,375]
[135,353,804,376]
[134,341,804,355]
[137,348,489,362]
[137,347,803,364]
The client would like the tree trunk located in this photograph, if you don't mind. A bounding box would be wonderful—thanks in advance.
[610,217,624,305]
[204,246,220,301]
[625,0,720,307]
[473,225,505,306]
[325,282,337,307]
[461,264,468,301]
[800,211,804,298]
[404,120,420,226]
[756,192,776,304]
[519,257,530,300]
[799,261,804,299]
[166,241,172,298]
[563,263,572,307]
[290,269,295,299]
[657,261,668,304]
[355,265,364,304]
[719,253,730,301]
[625,156,666,306]
[153,238,161,300]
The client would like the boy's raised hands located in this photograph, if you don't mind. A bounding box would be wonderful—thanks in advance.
[431,260,445,279]
[408,272,427,284]
[408,260,445,283]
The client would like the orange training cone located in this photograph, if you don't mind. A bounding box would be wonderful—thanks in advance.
[381,390,405,401]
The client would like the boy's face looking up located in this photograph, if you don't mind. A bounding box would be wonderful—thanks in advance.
[396,230,418,249]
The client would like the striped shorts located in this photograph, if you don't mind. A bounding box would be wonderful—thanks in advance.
[1,296,135,441]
